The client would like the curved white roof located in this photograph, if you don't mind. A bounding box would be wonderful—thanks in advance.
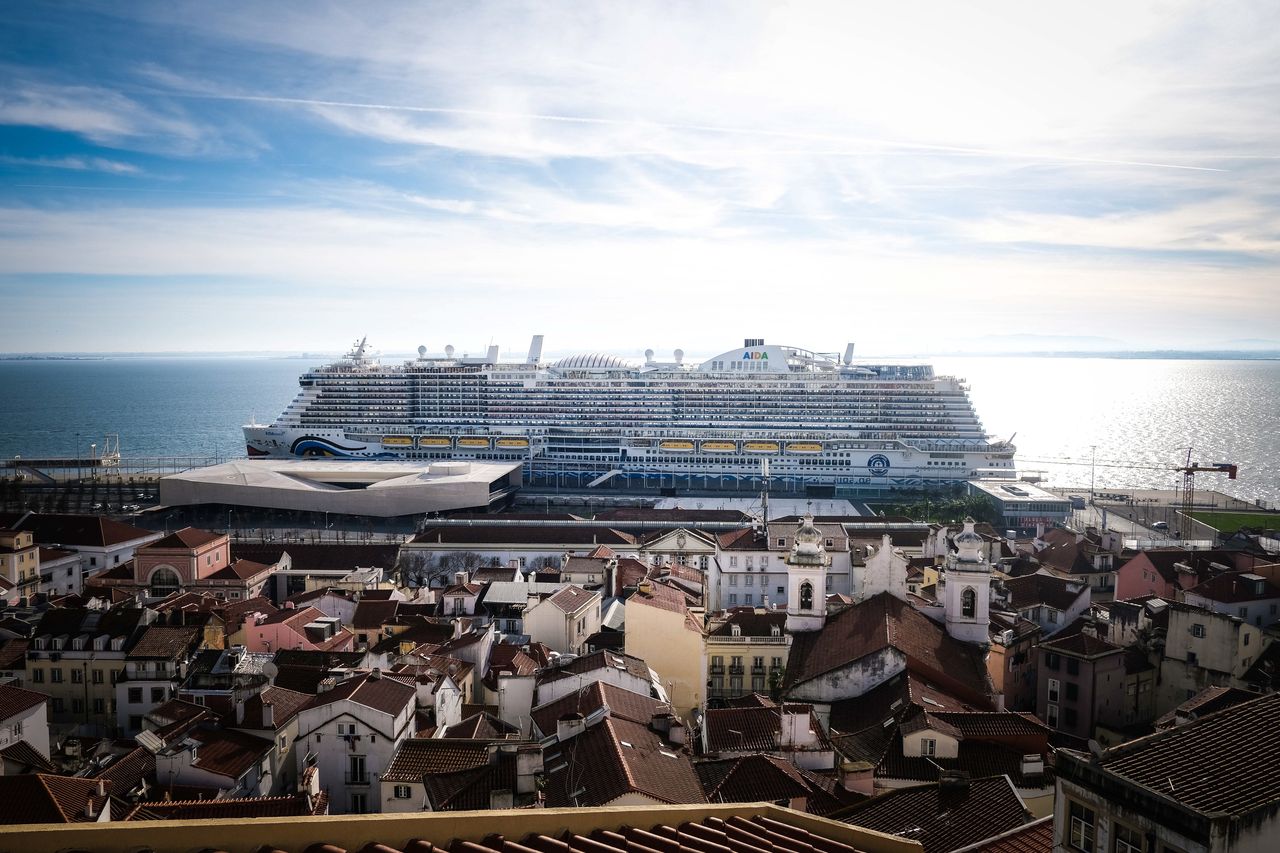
[550,353,639,371]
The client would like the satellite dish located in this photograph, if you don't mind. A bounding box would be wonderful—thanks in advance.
[417,345,427,358]
[644,349,654,361]
[445,344,455,358]
[674,348,684,363]
[261,661,279,680]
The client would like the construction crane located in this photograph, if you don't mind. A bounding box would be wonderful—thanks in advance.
[1176,448,1238,539]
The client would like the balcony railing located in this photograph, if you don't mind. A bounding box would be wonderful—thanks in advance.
[345,773,370,785]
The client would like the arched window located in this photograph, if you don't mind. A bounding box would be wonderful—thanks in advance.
[799,581,814,611]
[149,567,181,597]
[961,587,976,619]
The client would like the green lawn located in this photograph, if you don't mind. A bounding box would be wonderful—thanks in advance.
[1188,510,1280,534]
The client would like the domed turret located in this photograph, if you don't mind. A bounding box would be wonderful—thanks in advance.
[953,517,985,563]
[792,513,823,559]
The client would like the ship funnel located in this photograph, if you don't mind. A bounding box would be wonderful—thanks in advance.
[486,345,499,364]
[527,335,544,364]
[843,343,855,365]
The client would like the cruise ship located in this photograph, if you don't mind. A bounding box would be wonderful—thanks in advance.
[244,337,1015,495]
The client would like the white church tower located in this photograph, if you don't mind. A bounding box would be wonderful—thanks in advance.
[943,518,992,645]
[786,513,829,633]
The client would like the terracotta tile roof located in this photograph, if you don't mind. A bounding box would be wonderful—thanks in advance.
[422,753,525,811]
[88,745,155,798]
[547,583,597,613]
[0,639,29,670]
[1037,631,1122,658]
[695,754,865,816]
[38,546,76,562]
[628,579,701,631]
[838,776,1032,853]
[1119,548,1238,584]
[6,512,156,548]
[33,606,147,643]
[927,712,1048,740]
[232,542,400,572]
[717,527,769,551]
[206,558,274,581]
[530,681,671,738]
[1075,692,1280,817]
[708,607,787,638]
[441,712,520,739]
[393,655,474,687]
[0,739,55,772]
[146,527,224,550]
[0,773,109,823]
[186,727,273,779]
[238,685,313,730]
[0,683,47,720]
[368,618,454,654]
[722,692,778,708]
[952,815,1052,853]
[442,582,483,596]
[1002,573,1087,612]
[123,793,322,820]
[1186,571,1280,603]
[537,649,653,687]
[704,704,831,754]
[544,716,705,807]
[309,671,415,716]
[786,592,994,706]
[127,624,202,660]
[381,738,494,782]
[0,805,895,852]
[877,734,1045,789]
[353,598,400,629]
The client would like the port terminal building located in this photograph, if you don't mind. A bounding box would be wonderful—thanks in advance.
[158,459,521,518]
[966,479,1072,531]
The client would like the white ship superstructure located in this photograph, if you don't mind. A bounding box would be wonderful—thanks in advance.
[244,336,1015,495]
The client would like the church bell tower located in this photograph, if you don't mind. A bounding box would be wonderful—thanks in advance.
[786,513,829,633]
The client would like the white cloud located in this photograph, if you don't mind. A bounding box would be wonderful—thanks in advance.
[0,155,141,174]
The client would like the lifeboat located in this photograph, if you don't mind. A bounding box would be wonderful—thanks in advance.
[786,441,824,454]
[700,440,737,452]
[495,437,530,448]
[659,439,695,452]
[743,441,780,453]
[417,436,452,448]
[381,435,414,447]
[456,437,492,448]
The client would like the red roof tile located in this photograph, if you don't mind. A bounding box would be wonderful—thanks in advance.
[309,671,415,716]
[786,592,994,705]
[544,716,704,807]
[953,816,1052,853]
[530,681,671,737]
[838,776,1032,853]
[126,625,202,660]
[146,527,225,550]
[0,683,48,720]
[381,738,494,782]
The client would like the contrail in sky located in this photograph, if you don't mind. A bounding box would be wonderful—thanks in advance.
[181,92,1229,173]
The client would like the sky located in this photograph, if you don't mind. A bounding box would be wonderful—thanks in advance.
[1,1,1278,356]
